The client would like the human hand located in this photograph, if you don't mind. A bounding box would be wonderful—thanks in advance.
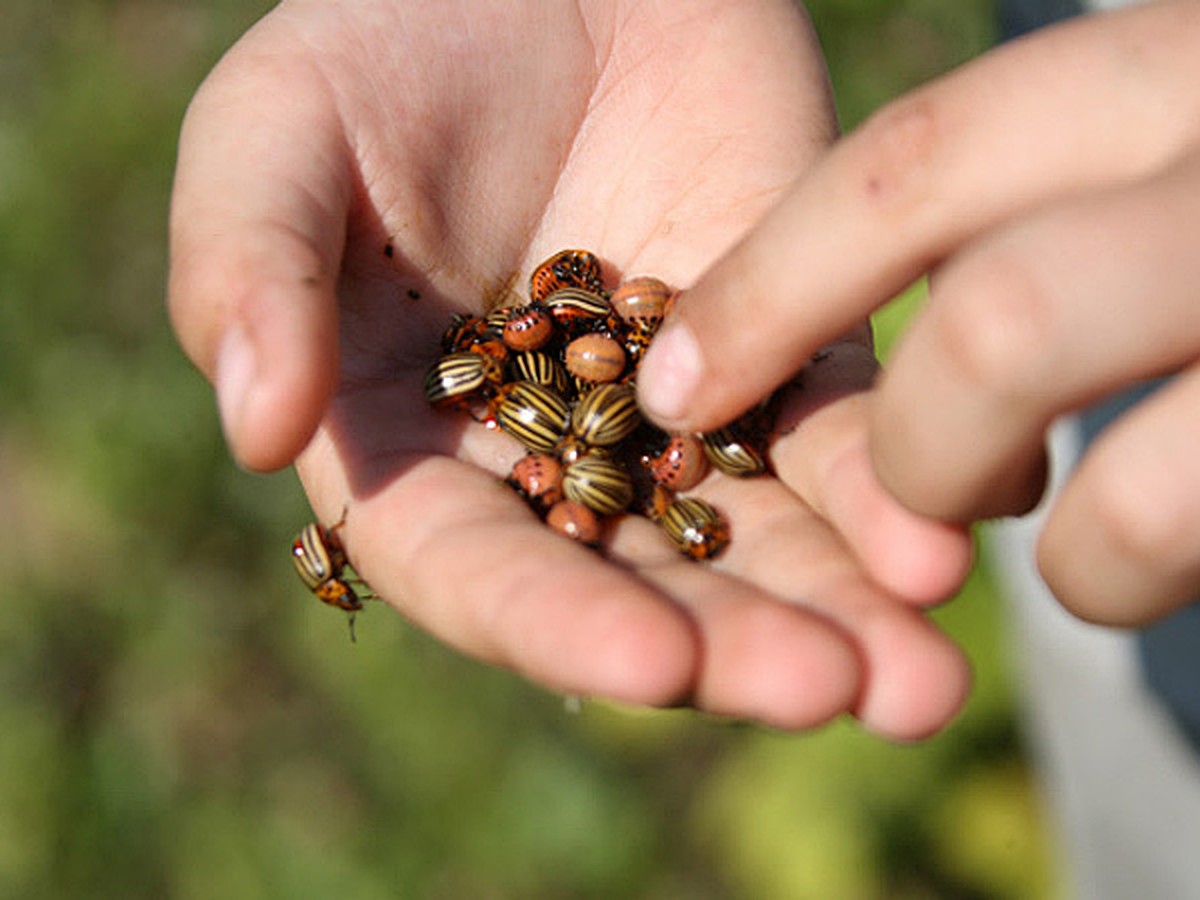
[637,1,1200,627]
[169,0,971,736]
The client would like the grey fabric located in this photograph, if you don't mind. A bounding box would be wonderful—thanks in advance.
[999,0,1084,39]
[1075,381,1200,756]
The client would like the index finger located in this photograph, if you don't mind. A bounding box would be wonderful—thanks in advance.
[636,2,1200,432]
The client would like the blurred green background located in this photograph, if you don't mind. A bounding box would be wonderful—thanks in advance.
[0,1,1062,897]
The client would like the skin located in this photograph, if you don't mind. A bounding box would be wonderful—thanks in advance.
[639,0,1200,628]
[169,0,972,738]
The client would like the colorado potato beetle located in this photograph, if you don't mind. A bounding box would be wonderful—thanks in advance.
[501,304,554,352]
[509,350,571,395]
[546,499,603,546]
[494,380,572,453]
[564,332,627,385]
[621,323,656,370]
[660,497,730,560]
[529,249,604,301]
[570,382,640,448]
[643,433,709,491]
[441,312,488,353]
[423,351,504,410]
[562,453,634,516]
[609,275,673,333]
[508,452,565,512]
[541,286,614,333]
[292,518,372,639]
[701,426,768,477]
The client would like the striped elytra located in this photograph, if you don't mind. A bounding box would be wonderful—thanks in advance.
[564,332,626,384]
[701,426,767,477]
[291,523,365,612]
[659,497,730,560]
[529,249,604,301]
[494,381,572,453]
[423,351,501,408]
[509,350,570,395]
[571,382,640,447]
[562,454,634,516]
[484,306,512,336]
[542,286,613,331]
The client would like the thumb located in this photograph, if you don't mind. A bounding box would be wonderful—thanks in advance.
[168,39,350,471]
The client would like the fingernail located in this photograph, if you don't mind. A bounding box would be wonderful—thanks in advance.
[638,321,701,423]
[216,323,257,455]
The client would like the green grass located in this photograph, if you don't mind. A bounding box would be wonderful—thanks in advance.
[0,2,1062,897]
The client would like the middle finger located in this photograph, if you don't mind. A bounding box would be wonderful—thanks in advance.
[875,151,1200,521]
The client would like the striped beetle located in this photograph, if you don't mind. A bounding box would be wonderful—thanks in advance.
[541,286,615,334]
[659,497,730,560]
[562,453,634,516]
[509,349,571,396]
[423,351,504,410]
[570,382,640,448]
[292,514,372,640]
[493,380,572,453]
[700,426,768,477]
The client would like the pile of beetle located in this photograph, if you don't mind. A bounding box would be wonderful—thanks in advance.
[423,248,774,558]
[292,249,775,635]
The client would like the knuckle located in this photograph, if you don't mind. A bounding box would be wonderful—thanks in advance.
[929,248,1063,396]
[1084,453,1192,572]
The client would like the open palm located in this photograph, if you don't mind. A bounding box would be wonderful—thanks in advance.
[170,0,971,736]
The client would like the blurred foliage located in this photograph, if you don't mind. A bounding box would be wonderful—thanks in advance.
[0,0,1063,897]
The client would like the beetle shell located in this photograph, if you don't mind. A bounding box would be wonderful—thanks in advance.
[660,497,730,561]
[509,453,564,510]
[484,306,512,336]
[502,305,554,352]
[609,276,673,332]
[542,286,613,332]
[622,323,655,370]
[627,460,673,520]
[423,351,502,408]
[530,249,604,301]
[564,332,626,384]
[701,426,768,477]
[441,312,488,353]
[494,381,572,453]
[644,433,709,491]
[562,454,634,516]
[546,499,603,546]
[571,382,640,448]
[292,523,365,612]
[509,350,570,396]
